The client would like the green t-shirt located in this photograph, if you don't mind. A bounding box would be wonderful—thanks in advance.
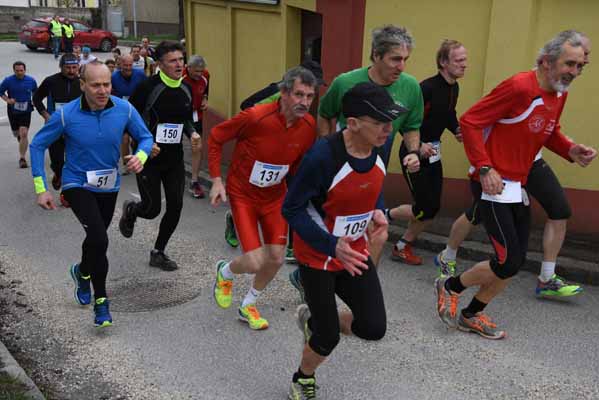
[318,66,423,141]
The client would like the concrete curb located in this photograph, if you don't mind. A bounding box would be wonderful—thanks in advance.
[182,161,599,285]
[387,224,599,286]
[0,340,45,400]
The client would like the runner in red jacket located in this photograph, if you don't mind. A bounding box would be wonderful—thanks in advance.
[208,66,318,330]
[435,30,597,339]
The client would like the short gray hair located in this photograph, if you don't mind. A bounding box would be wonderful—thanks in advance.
[80,60,110,81]
[536,30,583,66]
[188,55,206,69]
[370,25,414,62]
[278,66,317,92]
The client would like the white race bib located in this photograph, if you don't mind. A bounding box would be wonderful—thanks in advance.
[193,110,199,122]
[249,161,289,187]
[481,180,522,203]
[428,141,441,163]
[14,101,28,111]
[122,96,130,101]
[333,211,374,240]
[55,102,66,111]
[156,123,183,144]
[86,168,117,190]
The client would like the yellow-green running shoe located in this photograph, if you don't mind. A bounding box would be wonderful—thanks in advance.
[288,377,317,400]
[535,274,583,298]
[238,303,269,330]
[225,211,239,248]
[214,260,233,309]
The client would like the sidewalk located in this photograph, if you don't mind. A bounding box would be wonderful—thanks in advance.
[182,140,599,285]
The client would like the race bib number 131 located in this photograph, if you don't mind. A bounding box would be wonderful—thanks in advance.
[249,161,289,188]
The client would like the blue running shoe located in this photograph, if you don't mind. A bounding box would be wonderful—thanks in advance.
[94,298,113,328]
[289,268,305,303]
[69,263,91,305]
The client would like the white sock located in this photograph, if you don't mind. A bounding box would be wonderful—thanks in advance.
[444,246,457,261]
[539,261,556,282]
[395,240,407,250]
[241,287,262,308]
[220,262,234,280]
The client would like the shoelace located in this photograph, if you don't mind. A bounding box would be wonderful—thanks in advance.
[245,305,261,320]
[476,314,497,328]
[298,379,316,399]
[449,293,459,318]
[218,279,232,295]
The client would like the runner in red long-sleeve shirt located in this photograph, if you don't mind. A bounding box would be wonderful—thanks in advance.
[435,30,597,339]
[208,66,318,330]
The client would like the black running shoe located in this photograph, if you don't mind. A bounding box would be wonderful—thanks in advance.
[149,250,178,271]
[118,200,137,238]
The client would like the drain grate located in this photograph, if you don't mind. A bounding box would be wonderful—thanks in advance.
[108,276,201,313]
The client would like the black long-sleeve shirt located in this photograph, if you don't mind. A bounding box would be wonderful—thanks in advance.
[129,74,194,166]
[32,72,81,115]
[419,73,460,143]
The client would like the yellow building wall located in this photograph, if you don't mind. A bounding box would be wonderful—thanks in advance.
[364,0,598,191]
[184,0,304,118]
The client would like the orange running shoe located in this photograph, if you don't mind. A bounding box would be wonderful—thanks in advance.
[391,243,423,265]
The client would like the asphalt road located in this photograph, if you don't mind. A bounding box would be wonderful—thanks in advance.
[1,42,599,400]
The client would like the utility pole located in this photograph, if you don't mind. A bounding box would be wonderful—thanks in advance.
[132,0,137,38]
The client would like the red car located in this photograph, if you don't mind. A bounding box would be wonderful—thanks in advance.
[19,17,117,52]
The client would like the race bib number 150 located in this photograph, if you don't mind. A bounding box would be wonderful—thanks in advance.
[156,123,183,144]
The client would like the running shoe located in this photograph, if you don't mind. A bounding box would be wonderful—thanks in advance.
[535,274,583,298]
[214,260,233,309]
[51,174,61,191]
[288,377,317,400]
[224,211,239,248]
[457,312,506,340]
[18,158,28,169]
[189,181,205,199]
[238,303,269,330]
[59,193,70,208]
[435,277,459,328]
[434,251,457,277]
[93,297,113,328]
[391,243,423,265]
[289,269,305,303]
[69,263,91,305]
[296,304,312,343]
[149,250,178,271]
[286,247,297,264]
[118,200,137,238]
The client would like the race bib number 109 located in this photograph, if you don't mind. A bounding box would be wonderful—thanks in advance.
[332,211,374,240]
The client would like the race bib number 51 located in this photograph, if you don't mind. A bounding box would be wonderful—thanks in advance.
[249,161,289,188]
[156,123,183,144]
[332,211,374,240]
[86,169,117,190]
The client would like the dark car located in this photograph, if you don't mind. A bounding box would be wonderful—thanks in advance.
[19,17,117,52]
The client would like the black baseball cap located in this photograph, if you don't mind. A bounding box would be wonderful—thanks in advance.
[342,82,408,122]
[300,60,326,86]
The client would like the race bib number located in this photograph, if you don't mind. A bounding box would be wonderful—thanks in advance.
[481,180,522,203]
[86,169,117,190]
[55,102,66,111]
[332,211,374,240]
[428,141,441,163]
[193,110,199,122]
[156,123,183,144]
[14,101,28,111]
[249,161,289,188]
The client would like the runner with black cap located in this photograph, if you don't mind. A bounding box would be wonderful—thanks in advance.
[283,82,405,399]
[33,53,82,206]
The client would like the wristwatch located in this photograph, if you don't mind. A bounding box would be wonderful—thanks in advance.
[479,166,492,176]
